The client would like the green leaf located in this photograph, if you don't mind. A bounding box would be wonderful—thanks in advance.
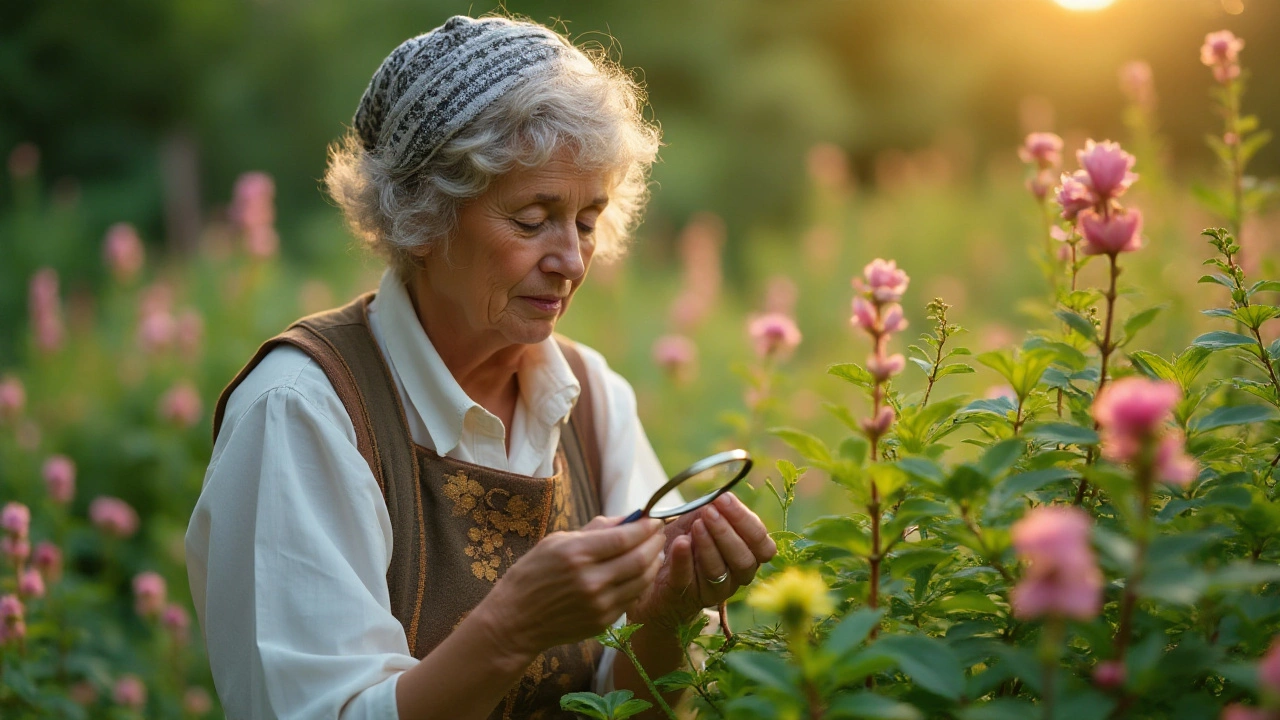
[976,350,1016,384]
[896,456,946,486]
[1191,331,1257,350]
[724,651,799,692]
[561,690,653,720]
[823,608,885,657]
[1128,351,1178,383]
[1250,280,1280,295]
[1054,309,1097,341]
[1197,273,1235,289]
[909,357,934,376]
[1175,347,1214,388]
[1191,404,1278,432]
[988,467,1078,511]
[873,635,966,700]
[829,362,875,389]
[956,699,1039,720]
[1026,422,1099,446]
[770,427,833,465]
[935,363,975,378]
[977,438,1025,478]
[1123,305,1165,339]
[1234,305,1280,330]
[826,693,923,720]
[807,516,872,555]
[931,591,1002,615]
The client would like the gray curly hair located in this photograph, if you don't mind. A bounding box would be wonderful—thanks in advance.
[324,15,661,278]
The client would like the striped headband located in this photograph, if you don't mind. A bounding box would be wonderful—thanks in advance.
[354,16,571,176]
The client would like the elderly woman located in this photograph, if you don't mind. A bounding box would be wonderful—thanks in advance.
[185,15,776,720]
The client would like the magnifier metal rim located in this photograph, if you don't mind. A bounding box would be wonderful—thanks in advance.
[643,448,752,518]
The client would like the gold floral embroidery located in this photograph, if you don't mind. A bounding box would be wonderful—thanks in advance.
[441,470,553,582]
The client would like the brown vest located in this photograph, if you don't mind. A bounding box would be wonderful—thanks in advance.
[213,293,604,719]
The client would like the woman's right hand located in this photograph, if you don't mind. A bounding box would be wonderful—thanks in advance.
[476,516,666,659]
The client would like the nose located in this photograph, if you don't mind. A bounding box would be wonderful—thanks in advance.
[540,223,587,281]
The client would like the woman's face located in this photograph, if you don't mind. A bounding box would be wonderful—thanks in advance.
[417,149,610,349]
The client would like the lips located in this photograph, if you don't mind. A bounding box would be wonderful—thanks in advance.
[521,296,564,314]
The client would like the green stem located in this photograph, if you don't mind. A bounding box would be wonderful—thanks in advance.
[611,628,679,720]
[1113,466,1153,663]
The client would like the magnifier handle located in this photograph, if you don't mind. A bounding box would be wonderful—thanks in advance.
[619,509,646,525]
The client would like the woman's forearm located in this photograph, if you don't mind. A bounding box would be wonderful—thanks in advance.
[612,621,686,718]
[394,603,536,720]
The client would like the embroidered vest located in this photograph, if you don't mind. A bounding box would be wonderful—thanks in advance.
[213,293,604,719]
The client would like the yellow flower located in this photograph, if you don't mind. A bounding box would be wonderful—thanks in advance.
[746,567,834,628]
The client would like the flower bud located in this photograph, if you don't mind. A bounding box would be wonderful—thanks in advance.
[862,258,910,303]
[113,675,147,710]
[860,405,895,436]
[132,572,167,618]
[1019,132,1063,169]
[34,542,62,584]
[866,352,906,382]
[1076,140,1138,202]
[42,455,76,505]
[90,497,140,539]
[1093,660,1126,689]
[1056,171,1096,222]
[1079,208,1143,257]
[747,313,802,359]
[103,223,145,282]
[881,304,908,334]
[18,569,44,599]
[1,502,30,538]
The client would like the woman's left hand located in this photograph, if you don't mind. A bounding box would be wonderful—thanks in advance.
[627,492,776,631]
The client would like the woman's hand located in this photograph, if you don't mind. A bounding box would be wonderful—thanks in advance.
[628,493,777,632]
[475,516,666,661]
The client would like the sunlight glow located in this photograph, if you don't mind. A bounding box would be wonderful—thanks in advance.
[1053,0,1118,10]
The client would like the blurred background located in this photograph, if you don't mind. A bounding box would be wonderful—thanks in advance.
[1,0,1278,713]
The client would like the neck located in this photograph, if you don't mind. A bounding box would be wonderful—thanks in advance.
[403,271,526,419]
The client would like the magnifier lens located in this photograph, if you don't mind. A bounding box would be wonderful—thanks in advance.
[647,458,748,519]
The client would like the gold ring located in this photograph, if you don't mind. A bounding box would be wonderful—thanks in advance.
[707,570,731,586]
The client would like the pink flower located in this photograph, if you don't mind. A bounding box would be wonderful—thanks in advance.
[866,353,906,382]
[652,335,697,378]
[133,572,167,618]
[851,297,878,332]
[1076,140,1138,201]
[90,497,140,539]
[0,375,25,420]
[1093,660,1126,689]
[18,569,44,599]
[1154,432,1198,486]
[1221,706,1273,720]
[1093,378,1181,464]
[1019,132,1063,169]
[1260,636,1280,695]
[8,142,39,180]
[34,542,62,584]
[162,603,191,641]
[1119,60,1155,110]
[28,268,65,353]
[881,304,908,334]
[244,225,280,259]
[0,537,30,564]
[1027,168,1056,201]
[1056,171,1096,222]
[159,381,203,428]
[748,313,802,359]
[862,259,910,303]
[0,594,23,621]
[137,310,176,354]
[175,308,204,359]
[1213,63,1242,85]
[764,275,799,315]
[103,223,145,282]
[42,455,76,504]
[860,405,895,436]
[113,674,147,710]
[232,172,279,259]
[2,502,30,537]
[1201,30,1244,68]
[1010,506,1102,621]
[183,687,213,715]
[1079,208,1143,257]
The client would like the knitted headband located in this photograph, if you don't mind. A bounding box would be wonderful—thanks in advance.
[354,16,571,176]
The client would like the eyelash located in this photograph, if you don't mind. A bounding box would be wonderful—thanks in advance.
[513,219,596,236]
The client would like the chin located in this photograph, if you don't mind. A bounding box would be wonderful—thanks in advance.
[504,319,557,346]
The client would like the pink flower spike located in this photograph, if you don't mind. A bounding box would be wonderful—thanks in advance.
[1155,432,1198,487]
[1056,171,1096,222]
[133,572,167,618]
[1019,133,1064,169]
[162,603,191,641]
[159,381,203,428]
[881,304,909,334]
[113,675,147,710]
[1077,140,1139,201]
[1093,377,1181,441]
[183,687,213,715]
[1221,705,1272,720]
[34,542,62,584]
[90,497,140,539]
[0,594,23,621]
[1079,208,1143,257]
[1027,168,1056,201]
[19,569,44,599]
[1,502,30,538]
[851,297,878,333]
[860,405,895,437]
[42,455,76,504]
[1119,61,1155,109]
[652,334,698,377]
[103,223,145,282]
[0,537,30,564]
[1011,506,1103,621]
[1201,30,1244,68]
[747,313,802,359]
[1259,636,1280,695]
[1093,660,1126,689]
[0,375,25,420]
[863,259,910,303]
[866,353,906,382]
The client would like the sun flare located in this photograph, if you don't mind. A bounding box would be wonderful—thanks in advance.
[1053,0,1117,10]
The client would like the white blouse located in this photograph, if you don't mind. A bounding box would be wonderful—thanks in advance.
[185,269,672,719]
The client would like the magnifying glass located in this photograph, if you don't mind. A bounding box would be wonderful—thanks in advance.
[620,449,753,524]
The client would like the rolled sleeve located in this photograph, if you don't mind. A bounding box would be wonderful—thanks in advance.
[186,356,417,720]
